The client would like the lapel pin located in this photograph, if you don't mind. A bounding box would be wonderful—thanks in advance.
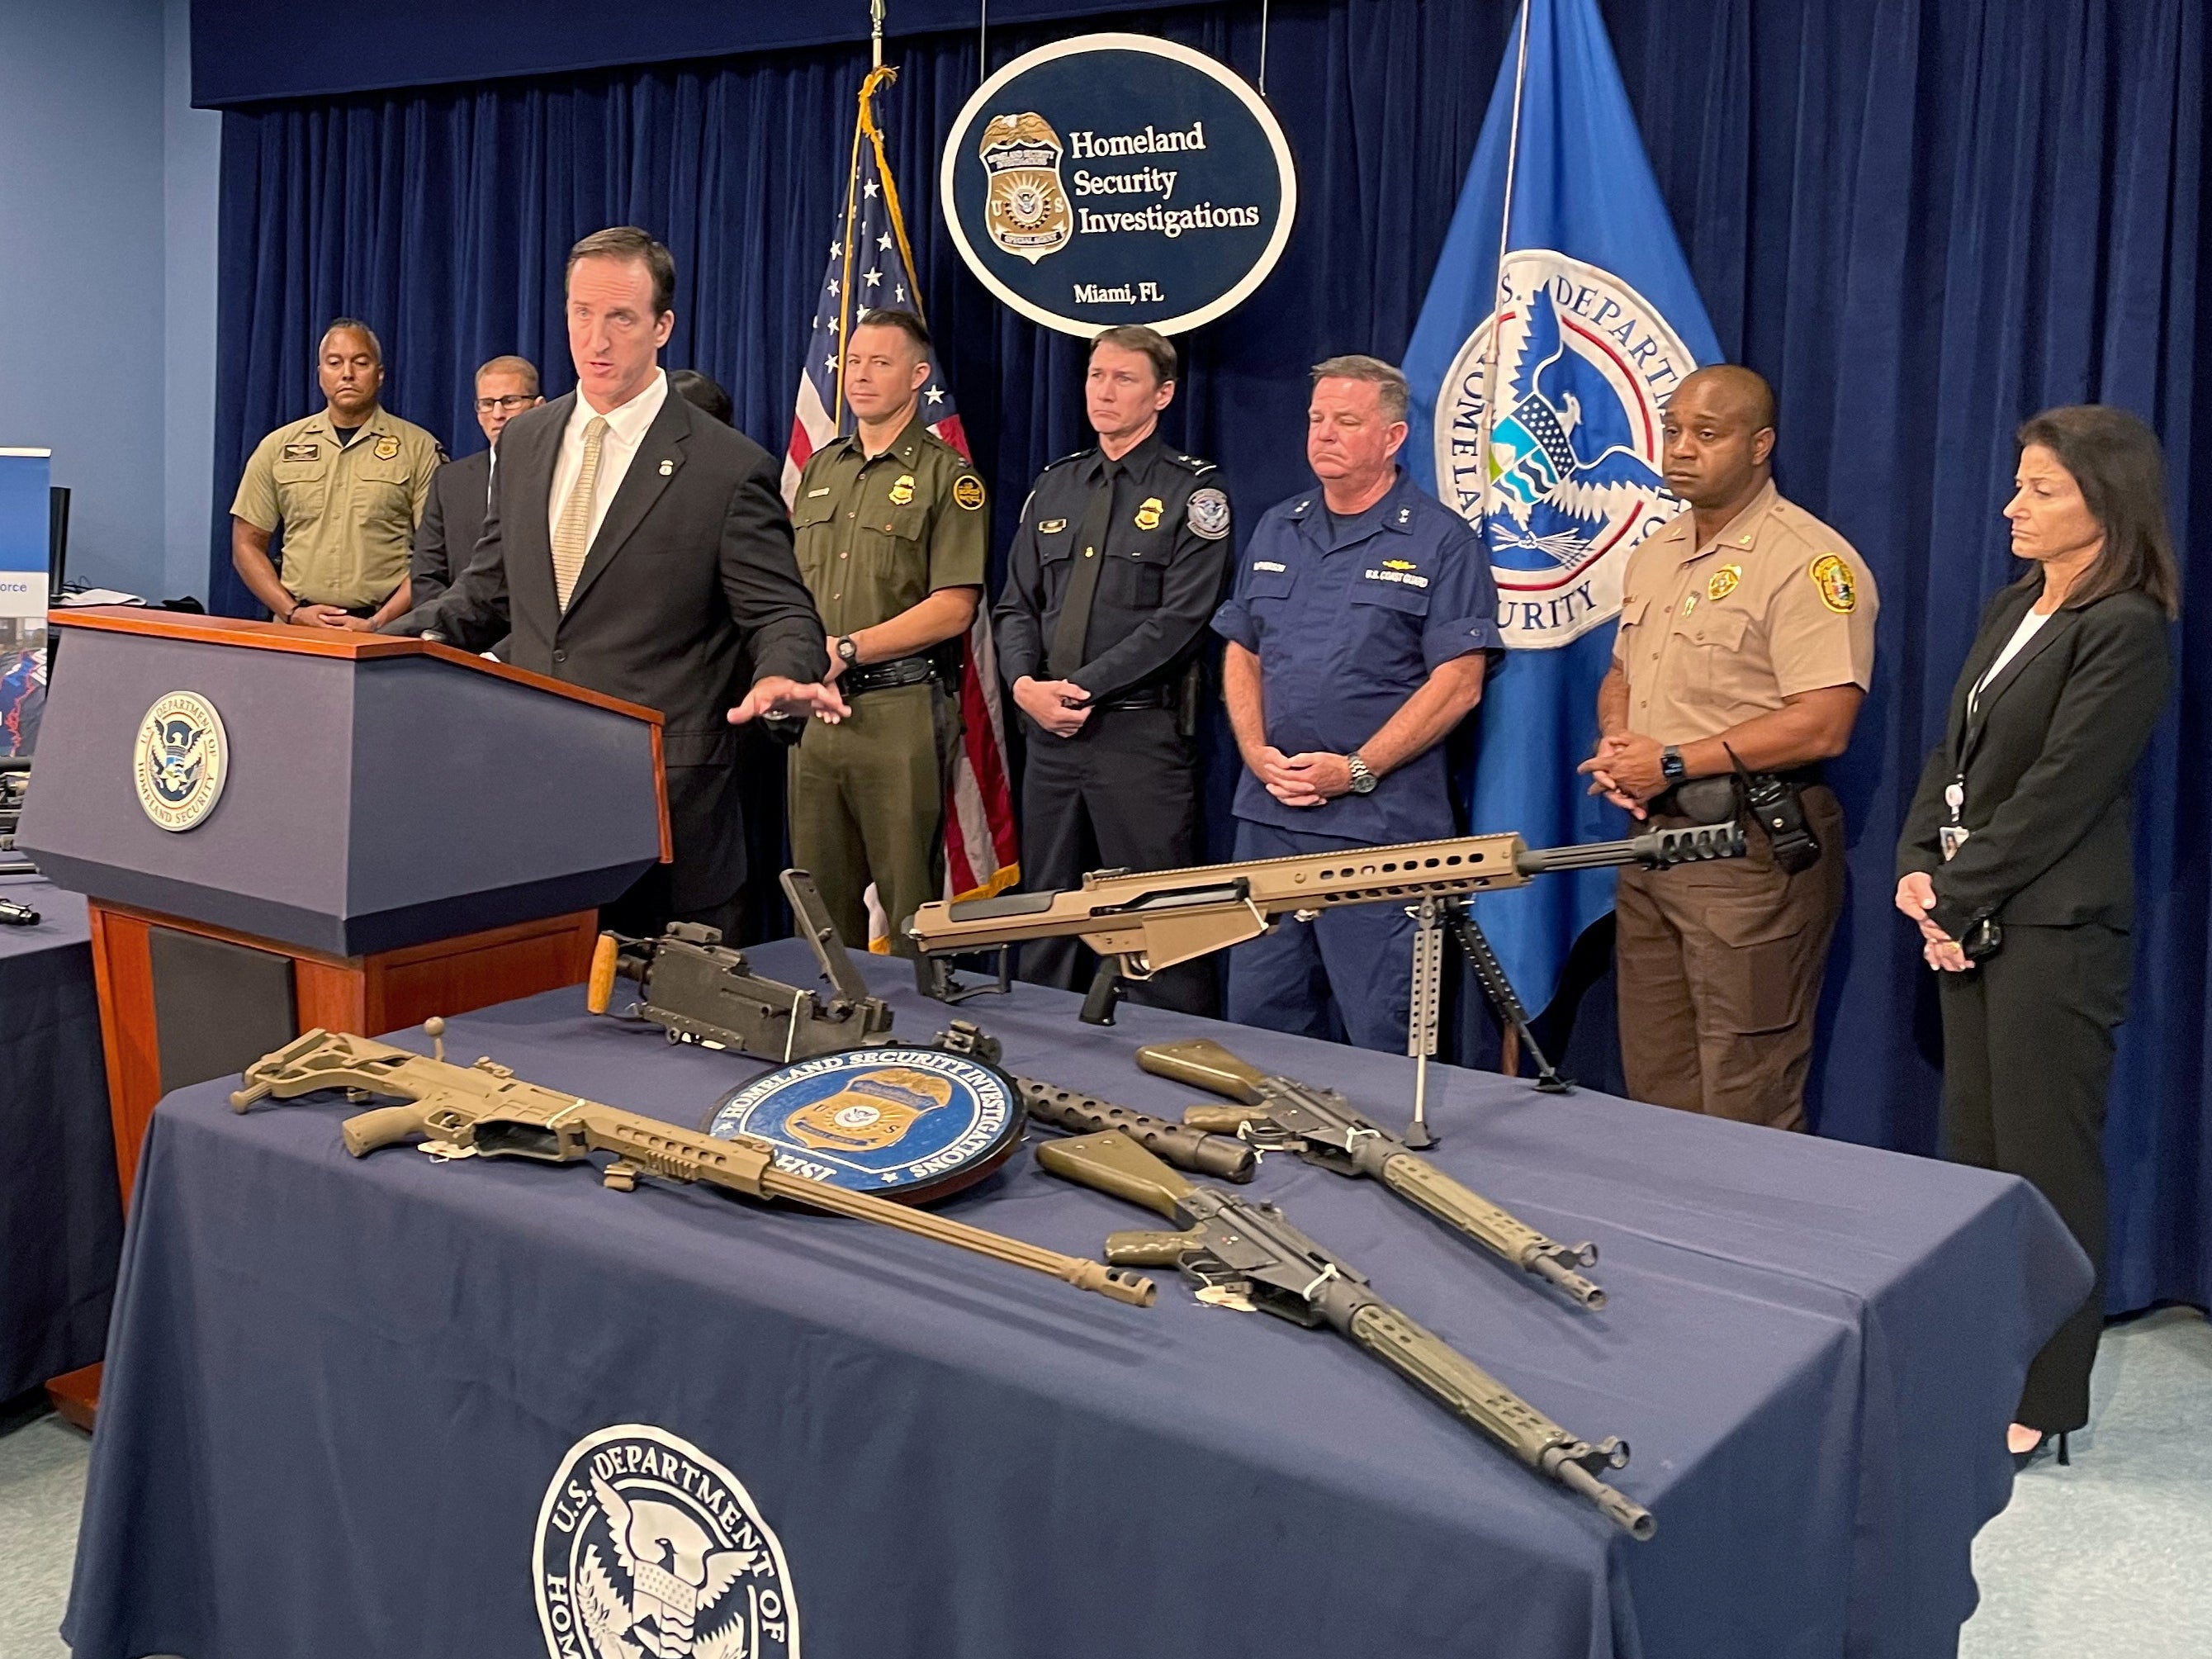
[658,458,674,476]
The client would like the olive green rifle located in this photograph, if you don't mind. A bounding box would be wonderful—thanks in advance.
[231,1024,1155,1308]
[1038,1130,1654,1538]
[906,822,1743,1021]
[1138,1037,1603,1308]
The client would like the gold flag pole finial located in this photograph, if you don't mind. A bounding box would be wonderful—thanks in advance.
[871,0,886,69]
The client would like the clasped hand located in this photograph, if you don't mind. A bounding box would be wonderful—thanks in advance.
[1011,675,1092,739]
[1577,731,1665,819]
[1894,870,1973,972]
[1247,746,1352,807]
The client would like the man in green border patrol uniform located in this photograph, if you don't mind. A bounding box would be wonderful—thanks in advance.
[230,318,444,630]
[788,308,988,955]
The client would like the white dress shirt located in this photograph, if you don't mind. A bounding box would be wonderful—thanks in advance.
[547,368,670,552]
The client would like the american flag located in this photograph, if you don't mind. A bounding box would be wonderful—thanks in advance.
[784,64,1020,924]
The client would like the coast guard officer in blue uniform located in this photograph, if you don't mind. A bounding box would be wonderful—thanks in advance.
[1212,355,1500,1050]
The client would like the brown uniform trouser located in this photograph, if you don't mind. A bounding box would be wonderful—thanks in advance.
[1614,785,1846,1131]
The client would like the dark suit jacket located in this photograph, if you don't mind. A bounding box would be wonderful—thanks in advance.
[409,448,490,611]
[1898,573,2170,940]
[395,382,827,913]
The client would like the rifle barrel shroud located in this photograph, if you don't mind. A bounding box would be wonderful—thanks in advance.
[907,823,1744,974]
[230,1029,1155,1308]
[1037,1130,1655,1538]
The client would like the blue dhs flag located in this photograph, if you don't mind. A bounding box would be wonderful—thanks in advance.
[1402,0,1722,1012]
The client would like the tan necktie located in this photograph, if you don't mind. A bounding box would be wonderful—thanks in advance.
[551,415,609,610]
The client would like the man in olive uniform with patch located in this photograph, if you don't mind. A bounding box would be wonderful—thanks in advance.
[1581,365,1878,1131]
[788,309,987,955]
[231,319,444,630]
[994,325,1233,1013]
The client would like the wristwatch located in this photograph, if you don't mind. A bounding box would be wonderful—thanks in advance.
[1345,752,1378,795]
[1660,745,1687,784]
[835,636,860,667]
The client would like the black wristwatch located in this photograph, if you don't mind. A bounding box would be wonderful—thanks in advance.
[1345,751,1378,795]
[835,636,860,667]
[1660,745,1687,784]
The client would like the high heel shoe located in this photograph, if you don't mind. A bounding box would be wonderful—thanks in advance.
[2011,1431,2071,1472]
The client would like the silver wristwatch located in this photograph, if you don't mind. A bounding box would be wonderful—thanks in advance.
[1345,751,1378,794]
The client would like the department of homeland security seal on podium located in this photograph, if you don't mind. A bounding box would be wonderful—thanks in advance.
[535,1422,798,1659]
[133,690,229,831]
[941,33,1296,335]
[708,1045,1023,1203]
[1435,251,1696,647]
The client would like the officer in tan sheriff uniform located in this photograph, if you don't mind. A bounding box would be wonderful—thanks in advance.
[786,308,988,957]
[1580,365,1878,1131]
[230,319,443,631]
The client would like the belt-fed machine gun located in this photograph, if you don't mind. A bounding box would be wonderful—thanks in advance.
[586,870,1257,1183]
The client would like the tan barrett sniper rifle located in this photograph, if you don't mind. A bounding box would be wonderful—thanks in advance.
[907,822,1744,1021]
[231,1024,1155,1307]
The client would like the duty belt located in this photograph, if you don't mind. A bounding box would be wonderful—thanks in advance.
[1652,764,1825,821]
[1088,685,1176,712]
[839,654,939,698]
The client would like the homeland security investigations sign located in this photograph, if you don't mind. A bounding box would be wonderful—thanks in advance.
[1433,250,1693,647]
[941,34,1296,336]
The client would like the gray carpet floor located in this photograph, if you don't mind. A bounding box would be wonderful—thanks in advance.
[2,1306,2206,1657]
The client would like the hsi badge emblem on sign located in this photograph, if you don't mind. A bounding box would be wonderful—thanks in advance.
[535,1424,798,1659]
[978,111,1074,263]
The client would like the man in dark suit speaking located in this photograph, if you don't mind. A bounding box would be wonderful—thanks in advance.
[391,227,845,935]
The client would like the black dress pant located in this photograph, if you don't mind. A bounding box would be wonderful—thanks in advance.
[1939,921,2131,1433]
[1017,706,1215,1015]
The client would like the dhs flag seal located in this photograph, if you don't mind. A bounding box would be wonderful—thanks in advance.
[1435,251,1693,647]
[536,1423,798,1659]
[1401,0,1723,1014]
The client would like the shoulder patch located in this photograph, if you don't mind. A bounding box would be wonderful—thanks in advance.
[952,474,987,512]
[1808,553,1858,614]
[1187,487,1231,540]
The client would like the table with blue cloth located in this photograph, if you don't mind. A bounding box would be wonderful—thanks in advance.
[0,874,121,1404]
[64,940,2086,1659]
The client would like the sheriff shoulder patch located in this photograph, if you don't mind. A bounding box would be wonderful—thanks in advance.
[1809,553,1857,614]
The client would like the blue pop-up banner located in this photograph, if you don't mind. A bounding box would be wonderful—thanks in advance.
[0,448,50,619]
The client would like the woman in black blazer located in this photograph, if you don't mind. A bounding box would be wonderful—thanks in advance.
[1896,405,2178,1467]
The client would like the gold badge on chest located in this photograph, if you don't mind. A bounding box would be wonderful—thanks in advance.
[1133,495,1163,532]
[888,474,917,507]
[1707,563,1742,602]
[372,434,401,461]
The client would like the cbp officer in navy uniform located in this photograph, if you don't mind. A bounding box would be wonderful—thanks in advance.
[995,325,1234,1013]
[1212,355,1500,1049]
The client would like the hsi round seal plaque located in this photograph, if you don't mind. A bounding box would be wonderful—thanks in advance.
[133,690,229,832]
[708,1045,1022,1204]
[536,1423,798,1659]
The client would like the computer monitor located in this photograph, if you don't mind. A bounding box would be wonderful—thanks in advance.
[48,486,69,602]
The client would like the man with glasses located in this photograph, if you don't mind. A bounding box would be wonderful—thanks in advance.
[410,355,543,613]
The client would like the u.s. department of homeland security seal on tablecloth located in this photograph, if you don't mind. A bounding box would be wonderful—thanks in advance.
[536,1423,798,1659]
[708,1045,1022,1204]
[133,690,229,831]
[1434,250,1700,648]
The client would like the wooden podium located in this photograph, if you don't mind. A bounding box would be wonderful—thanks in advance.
[18,609,670,1424]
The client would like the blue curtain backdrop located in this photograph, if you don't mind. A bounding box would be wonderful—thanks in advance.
[206,0,2210,1316]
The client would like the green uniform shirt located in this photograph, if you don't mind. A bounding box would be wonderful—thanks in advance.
[789,413,988,638]
[230,408,444,610]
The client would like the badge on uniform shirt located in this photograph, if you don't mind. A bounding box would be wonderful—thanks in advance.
[1708,563,1742,601]
[1809,553,1858,614]
[888,474,917,506]
[281,443,320,462]
[1036,517,1068,535]
[1187,487,1230,540]
[952,474,987,511]
[1133,495,1163,532]
[372,434,401,460]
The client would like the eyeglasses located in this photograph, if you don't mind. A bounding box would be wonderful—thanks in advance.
[475,395,537,412]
